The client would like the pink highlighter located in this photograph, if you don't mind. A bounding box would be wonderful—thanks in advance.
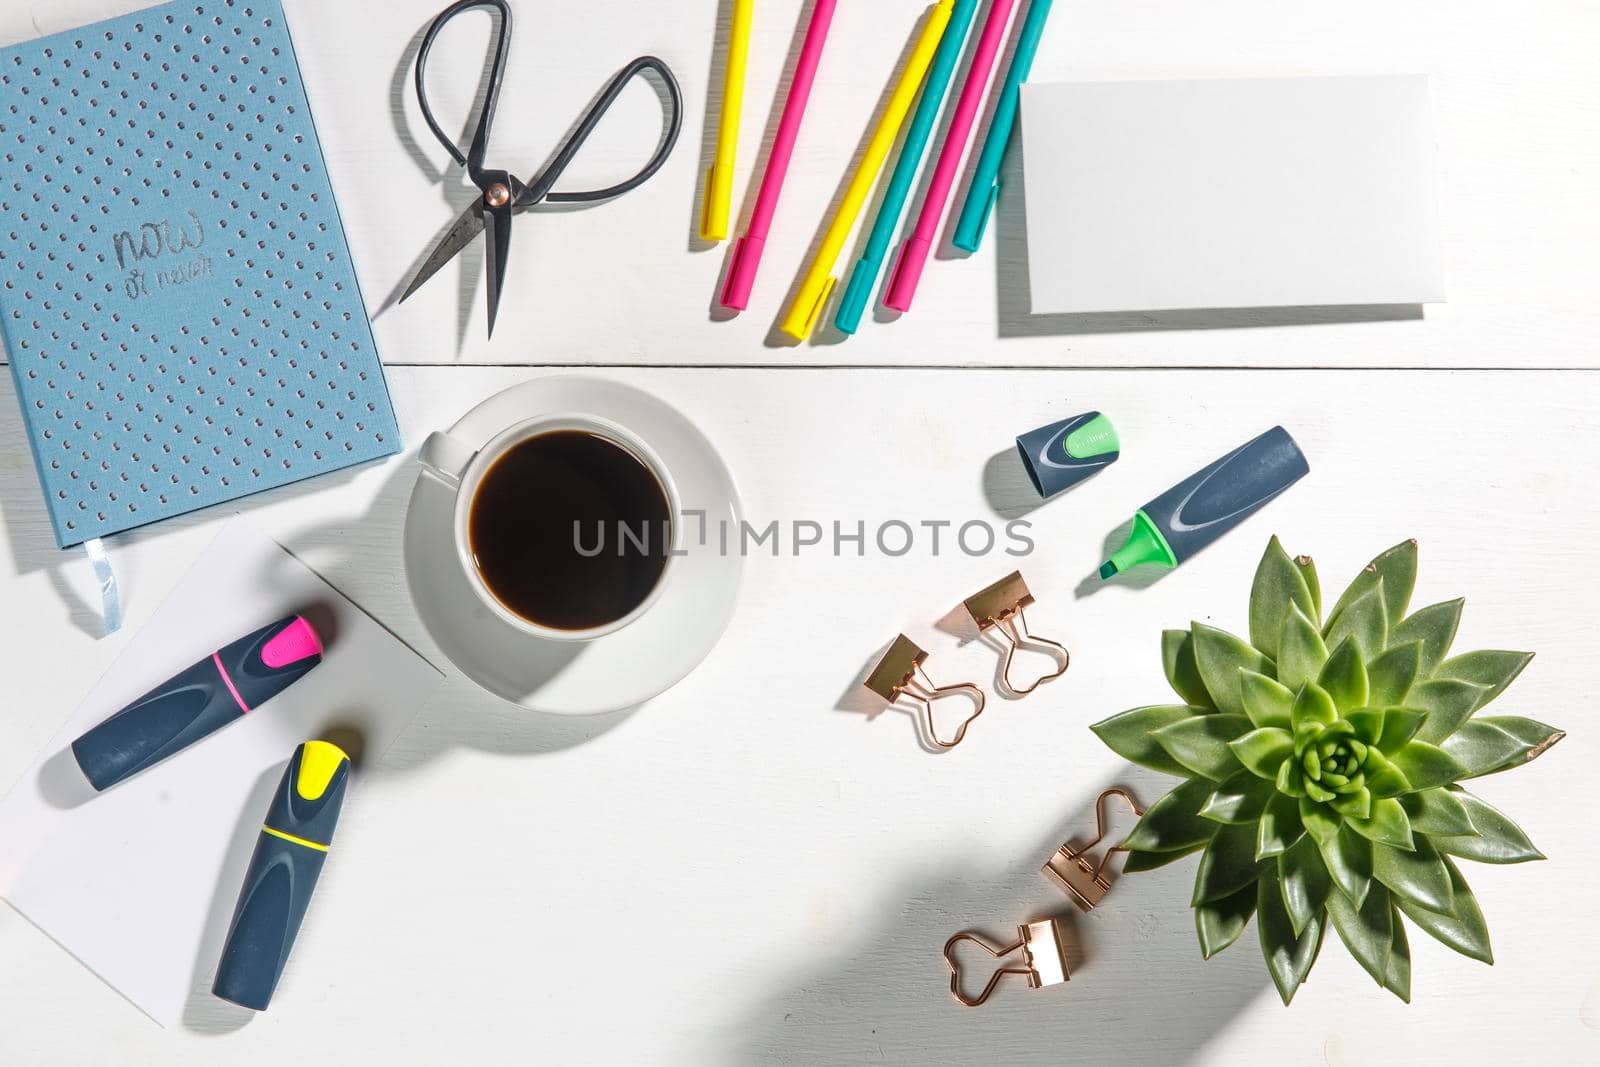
[70,615,323,792]
[885,0,1018,312]
[719,0,838,311]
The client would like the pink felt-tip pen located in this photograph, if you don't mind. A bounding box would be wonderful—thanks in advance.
[719,0,838,311]
[884,0,1017,312]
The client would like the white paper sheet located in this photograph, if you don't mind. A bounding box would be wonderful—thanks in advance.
[0,518,442,1025]
[1019,75,1446,314]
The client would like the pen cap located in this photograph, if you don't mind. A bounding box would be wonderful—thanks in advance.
[1015,411,1119,498]
[212,741,349,1012]
[265,739,350,843]
[221,615,323,708]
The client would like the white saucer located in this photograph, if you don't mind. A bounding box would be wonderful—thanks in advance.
[403,377,744,713]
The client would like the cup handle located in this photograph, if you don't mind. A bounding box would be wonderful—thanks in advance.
[417,430,477,490]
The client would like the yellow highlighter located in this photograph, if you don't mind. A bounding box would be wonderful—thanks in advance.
[700,0,755,242]
[778,0,953,340]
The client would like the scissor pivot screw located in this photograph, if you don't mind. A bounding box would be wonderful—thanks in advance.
[485,183,511,208]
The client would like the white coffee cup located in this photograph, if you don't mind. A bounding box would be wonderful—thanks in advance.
[417,414,680,641]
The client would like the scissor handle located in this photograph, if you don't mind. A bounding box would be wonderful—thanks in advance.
[414,0,513,183]
[524,56,684,206]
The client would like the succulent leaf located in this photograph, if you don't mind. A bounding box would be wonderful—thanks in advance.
[1434,649,1534,709]
[1295,555,1322,621]
[1257,865,1325,1004]
[1374,708,1427,756]
[1196,883,1258,959]
[1345,797,1414,851]
[1229,728,1295,781]
[1328,788,1373,821]
[1124,779,1223,853]
[1317,638,1369,712]
[1192,823,1262,905]
[1325,880,1394,988]
[1123,842,1207,872]
[1432,788,1545,864]
[1276,604,1328,691]
[1331,540,1417,631]
[1345,707,1385,746]
[1442,718,1565,779]
[1200,771,1276,824]
[1161,629,1217,710]
[1411,679,1493,745]
[1362,748,1412,799]
[1383,907,1413,1003]
[1372,837,1455,916]
[1192,624,1272,717]
[1399,788,1476,837]
[1257,791,1305,860]
[1397,858,1493,964]
[1388,740,1467,792]
[1090,705,1207,777]
[1325,579,1389,663]
[1315,823,1374,907]
[1389,599,1464,677]
[1275,756,1307,797]
[1290,682,1338,734]
[1366,641,1423,706]
[1240,670,1294,730]
[1154,714,1251,781]
[1372,540,1420,623]
[1279,835,1333,936]
[1250,537,1318,659]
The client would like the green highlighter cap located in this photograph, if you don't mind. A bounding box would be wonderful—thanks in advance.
[1016,410,1120,498]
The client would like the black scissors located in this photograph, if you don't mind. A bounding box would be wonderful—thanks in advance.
[400,0,683,336]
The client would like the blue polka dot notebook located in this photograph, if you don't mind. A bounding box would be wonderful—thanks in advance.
[0,0,399,547]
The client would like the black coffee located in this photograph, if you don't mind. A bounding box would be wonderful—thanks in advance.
[468,430,671,631]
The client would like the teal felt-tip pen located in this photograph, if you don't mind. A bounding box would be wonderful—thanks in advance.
[951,0,1056,253]
[1100,426,1309,579]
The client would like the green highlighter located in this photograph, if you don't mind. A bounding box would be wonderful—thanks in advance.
[1016,410,1120,497]
[1101,426,1309,579]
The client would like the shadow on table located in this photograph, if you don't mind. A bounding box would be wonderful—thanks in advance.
[265,451,643,771]
[989,139,1425,340]
[720,776,1273,1066]
[0,373,639,768]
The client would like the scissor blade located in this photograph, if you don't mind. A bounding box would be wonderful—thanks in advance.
[397,201,487,304]
[482,202,513,338]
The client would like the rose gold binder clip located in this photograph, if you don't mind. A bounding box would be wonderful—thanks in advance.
[943,918,1071,1007]
[962,571,1069,696]
[863,634,985,749]
[1042,787,1145,911]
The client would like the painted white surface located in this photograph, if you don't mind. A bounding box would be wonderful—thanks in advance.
[0,0,1597,1063]
[1,367,1597,1064]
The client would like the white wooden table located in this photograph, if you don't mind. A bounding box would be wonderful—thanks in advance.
[1,2,1598,1064]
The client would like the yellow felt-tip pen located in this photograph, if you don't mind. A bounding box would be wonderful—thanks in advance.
[778,0,953,340]
[700,0,755,242]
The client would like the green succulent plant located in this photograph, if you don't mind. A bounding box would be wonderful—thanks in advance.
[1091,538,1563,1004]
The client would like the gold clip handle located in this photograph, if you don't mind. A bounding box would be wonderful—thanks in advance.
[990,605,1070,696]
[943,931,1037,1007]
[944,920,1070,1007]
[900,667,985,749]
